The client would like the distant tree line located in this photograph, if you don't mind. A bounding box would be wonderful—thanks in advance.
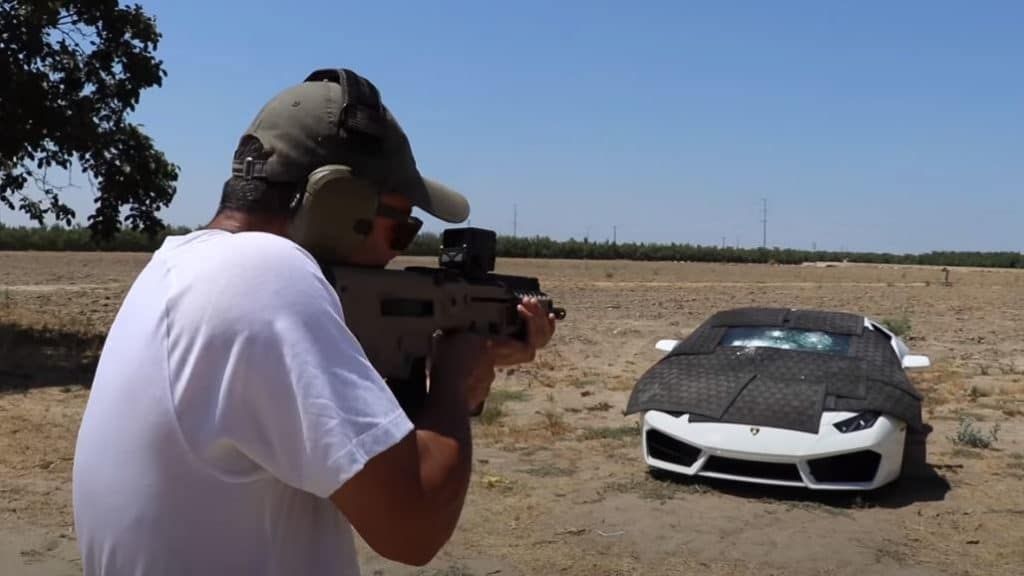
[1,224,1020,269]
[0,223,194,252]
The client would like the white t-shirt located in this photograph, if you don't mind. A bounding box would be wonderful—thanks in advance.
[72,229,414,576]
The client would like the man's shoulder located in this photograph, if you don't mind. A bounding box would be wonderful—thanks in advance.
[207,230,314,260]
[159,230,335,308]
[160,230,318,272]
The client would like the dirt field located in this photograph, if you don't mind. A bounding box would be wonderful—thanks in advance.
[2,251,1022,576]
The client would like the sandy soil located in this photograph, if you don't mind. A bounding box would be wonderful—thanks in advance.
[1,251,1022,576]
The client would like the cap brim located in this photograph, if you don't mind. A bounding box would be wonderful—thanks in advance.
[413,176,470,223]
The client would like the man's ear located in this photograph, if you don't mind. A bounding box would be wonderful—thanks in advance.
[289,165,380,263]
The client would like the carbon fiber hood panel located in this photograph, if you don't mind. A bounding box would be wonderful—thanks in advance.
[625,308,924,433]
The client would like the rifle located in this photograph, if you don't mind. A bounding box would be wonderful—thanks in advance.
[319,227,566,416]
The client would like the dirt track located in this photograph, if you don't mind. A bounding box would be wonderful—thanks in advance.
[1,251,1022,575]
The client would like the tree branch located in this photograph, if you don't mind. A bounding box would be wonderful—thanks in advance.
[55,26,89,59]
[4,0,177,239]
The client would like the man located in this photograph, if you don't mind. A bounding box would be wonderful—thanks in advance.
[72,68,556,575]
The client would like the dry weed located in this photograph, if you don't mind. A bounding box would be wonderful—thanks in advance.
[520,464,576,478]
[911,363,968,407]
[540,409,571,437]
[579,424,639,442]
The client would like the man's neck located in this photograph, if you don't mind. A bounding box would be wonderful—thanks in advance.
[206,210,292,237]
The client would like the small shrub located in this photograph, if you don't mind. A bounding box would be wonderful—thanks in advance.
[541,409,570,436]
[882,315,912,337]
[950,416,1000,449]
[477,388,529,425]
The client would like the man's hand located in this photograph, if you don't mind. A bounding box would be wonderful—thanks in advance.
[490,297,558,367]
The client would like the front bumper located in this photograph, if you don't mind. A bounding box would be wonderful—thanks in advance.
[642,410,906,490]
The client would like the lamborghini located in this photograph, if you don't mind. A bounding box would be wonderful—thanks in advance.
[626,307,930,490]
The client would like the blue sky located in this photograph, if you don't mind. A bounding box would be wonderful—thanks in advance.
[7,1,1022,253]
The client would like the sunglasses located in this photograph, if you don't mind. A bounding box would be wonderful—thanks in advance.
[376,203,423,251]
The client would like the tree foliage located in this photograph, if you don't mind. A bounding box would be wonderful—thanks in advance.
[0,0,178,239]
[0,222,190,251]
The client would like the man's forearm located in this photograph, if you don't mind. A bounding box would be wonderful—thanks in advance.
[408,366,473,545]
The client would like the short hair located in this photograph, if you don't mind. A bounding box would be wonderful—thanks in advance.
[217,136,303,216]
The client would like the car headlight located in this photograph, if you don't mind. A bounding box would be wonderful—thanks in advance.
[833,411,880,433]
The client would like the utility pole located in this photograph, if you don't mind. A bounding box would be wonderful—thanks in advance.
[613,225,617,244]
[584,224,591,270]
[513,204,517,238]
[722,236,726,249]
[761,198,768,249]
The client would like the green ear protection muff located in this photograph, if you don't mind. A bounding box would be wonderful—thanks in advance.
[288,164,380,264]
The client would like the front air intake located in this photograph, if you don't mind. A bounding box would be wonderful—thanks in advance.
[807,451,881,483]
[702,456,803,482]
[645,429,701,467]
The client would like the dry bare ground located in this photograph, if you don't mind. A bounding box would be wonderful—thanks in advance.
[1,251,1022,576]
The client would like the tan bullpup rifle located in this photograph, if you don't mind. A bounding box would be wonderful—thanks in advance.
[318,227,567,416]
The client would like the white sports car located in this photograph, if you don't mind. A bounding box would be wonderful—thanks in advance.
[625,307,931,491]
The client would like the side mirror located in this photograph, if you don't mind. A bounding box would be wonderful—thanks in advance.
[655,339,681,353]
[902,354,931,369]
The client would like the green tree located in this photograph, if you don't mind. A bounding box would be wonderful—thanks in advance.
[1,0,178,239]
